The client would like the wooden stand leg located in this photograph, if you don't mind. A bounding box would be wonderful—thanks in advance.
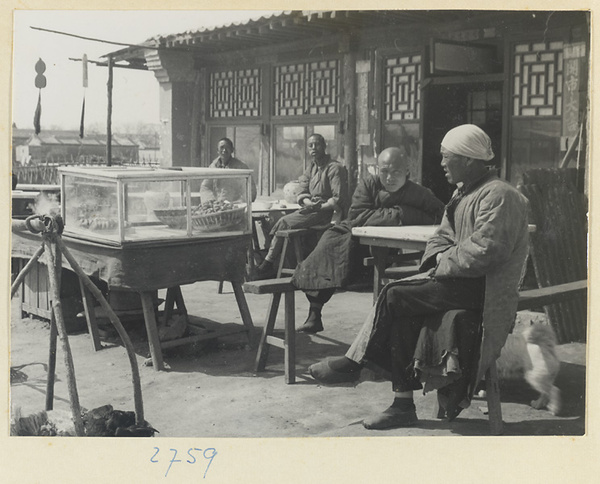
[140,291,164,371]
[11,245,45,299]
[371,246,390,304]
[486,362,504,435]
[79,280,102,351]
[56,237,144,424]
[232,281,255,347]
[172,285,187,314]
[163,287,176,324]
[292,238,304,268]
[45,311,58,411]
[277,237,290,277]
[254,293,282,373]
[284,291,296,384]
[45,237,85,436]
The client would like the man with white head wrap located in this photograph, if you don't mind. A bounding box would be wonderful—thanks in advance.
[309,124,530,430]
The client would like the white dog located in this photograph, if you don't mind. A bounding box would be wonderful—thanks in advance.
[494,323,562,415]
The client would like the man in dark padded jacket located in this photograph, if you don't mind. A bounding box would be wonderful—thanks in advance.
[291,146,444,333]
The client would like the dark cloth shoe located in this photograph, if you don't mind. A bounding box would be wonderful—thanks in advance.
[254,260,276,280]
[309,359,361,384]
[297,310,324,333]
[363,401,418,430]
[437,377,468,422]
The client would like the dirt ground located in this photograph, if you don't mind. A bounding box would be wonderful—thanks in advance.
[10,280,586,438]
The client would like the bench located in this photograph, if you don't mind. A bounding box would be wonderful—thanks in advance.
[243,277,297,383]
[274,229,309,277]
[274,225,332,277]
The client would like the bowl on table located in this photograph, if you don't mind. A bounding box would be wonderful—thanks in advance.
[252,201,274,211]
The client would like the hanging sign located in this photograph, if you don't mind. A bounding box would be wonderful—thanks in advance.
[33,58,47,134]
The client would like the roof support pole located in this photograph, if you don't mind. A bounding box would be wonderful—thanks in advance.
[341,36,358,195]
[106,55,113,166]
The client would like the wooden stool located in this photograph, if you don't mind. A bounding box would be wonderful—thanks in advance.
[275,224,331,277]
[433,361,503,435]
[243,277,297,383]
[274,229,308,277]
[427,309,504,435]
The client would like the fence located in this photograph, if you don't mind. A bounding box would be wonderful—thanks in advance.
[13,156,160,185]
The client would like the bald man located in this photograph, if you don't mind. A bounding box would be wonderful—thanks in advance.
[292,146,444,333]
[309,125,530,430]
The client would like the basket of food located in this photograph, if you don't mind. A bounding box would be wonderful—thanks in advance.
[191,201,247,231]
[154,201,247,231]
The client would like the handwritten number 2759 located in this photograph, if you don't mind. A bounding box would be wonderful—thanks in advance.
[150,447,217,478]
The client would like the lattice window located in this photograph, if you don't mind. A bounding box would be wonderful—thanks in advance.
[209,68,262,118]
[384,54,422,121]
[513,41,563,116]
[274,60,339,116]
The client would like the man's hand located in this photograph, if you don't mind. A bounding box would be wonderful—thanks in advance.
[299,199,322,214]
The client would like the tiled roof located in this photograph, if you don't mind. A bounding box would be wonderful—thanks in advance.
[109,10,479,61]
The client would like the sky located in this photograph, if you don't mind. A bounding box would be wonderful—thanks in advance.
[11,10,281,133]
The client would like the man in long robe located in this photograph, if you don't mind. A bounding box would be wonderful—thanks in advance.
[292,147,444,333]
[309,124,530,430]
[256,133,349,279]
[200,137,257,203]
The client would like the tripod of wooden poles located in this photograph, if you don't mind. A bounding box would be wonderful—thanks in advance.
[11,214,145,436]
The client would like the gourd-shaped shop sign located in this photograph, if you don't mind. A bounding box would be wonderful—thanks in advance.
[33,58,46,134]
[35,58,47,88]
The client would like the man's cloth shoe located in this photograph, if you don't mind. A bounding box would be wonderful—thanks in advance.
[254,260,276,280]
[362,401,418,430]
[436,377,468,421]
[297,311,324,333]
[309,358,361,384]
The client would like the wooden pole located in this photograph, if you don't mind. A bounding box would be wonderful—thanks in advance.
[341,38,358,195]
[44,235,85,436]
[10,244,44,298]
[559,126,581,169]
[55,237,145,425]
[106,56,113,166]
[45,311,58,411]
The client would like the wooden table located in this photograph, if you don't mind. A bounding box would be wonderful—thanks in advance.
[352,224,537,303]
[12,231,255,371]
[352,225,438,302]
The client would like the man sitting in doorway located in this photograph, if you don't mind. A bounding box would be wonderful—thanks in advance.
[255,133,349,279]
[291,146,445,333]
[200,137,257,203]
[309,124,530,430]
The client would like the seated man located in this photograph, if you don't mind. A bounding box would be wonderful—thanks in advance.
[200,137,257,203]
[291,146,445,333]
[309,124,530,430]
[255,133,349,279]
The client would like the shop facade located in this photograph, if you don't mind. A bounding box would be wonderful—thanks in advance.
[113,10,590,202]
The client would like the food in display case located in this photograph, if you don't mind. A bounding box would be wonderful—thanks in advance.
[153,199,247,231]
[59,166,253,246]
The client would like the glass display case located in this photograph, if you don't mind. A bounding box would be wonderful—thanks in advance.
[59,166,253,246]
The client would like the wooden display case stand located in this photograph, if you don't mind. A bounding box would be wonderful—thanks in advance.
[140,283,255,371]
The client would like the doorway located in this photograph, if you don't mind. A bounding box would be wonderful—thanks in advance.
[422,81,503,203]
